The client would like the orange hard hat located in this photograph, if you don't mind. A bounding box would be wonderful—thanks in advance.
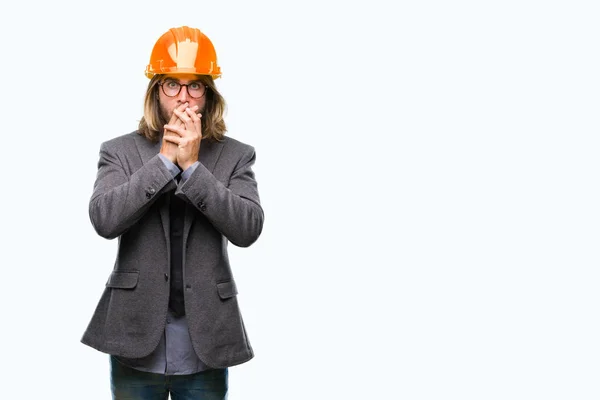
[145,26,222,79]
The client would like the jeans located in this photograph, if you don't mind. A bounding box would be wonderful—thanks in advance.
[110,355,228,400]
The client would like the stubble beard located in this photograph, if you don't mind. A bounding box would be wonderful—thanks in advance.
[160,103,204,125]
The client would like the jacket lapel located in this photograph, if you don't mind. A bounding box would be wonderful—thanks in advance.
[134,133,162,165]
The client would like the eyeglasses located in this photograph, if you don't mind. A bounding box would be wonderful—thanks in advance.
[159,79,208,99]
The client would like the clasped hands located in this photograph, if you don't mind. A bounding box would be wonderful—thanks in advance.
[160,102,202,171]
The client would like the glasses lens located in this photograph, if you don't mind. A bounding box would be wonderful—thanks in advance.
[187,82,206,98]
[161,80,206,98]
[162,80,181,97]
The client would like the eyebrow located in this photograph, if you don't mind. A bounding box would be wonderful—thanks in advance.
[163,78,203,83]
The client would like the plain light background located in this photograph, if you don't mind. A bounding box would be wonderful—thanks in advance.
[0,0,599,399]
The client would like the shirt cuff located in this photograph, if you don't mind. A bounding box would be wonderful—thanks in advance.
[180,161,200,183]
[158,154,181,179]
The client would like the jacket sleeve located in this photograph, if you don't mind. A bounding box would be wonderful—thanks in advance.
[89,141,177,239]
[175,145,264,247]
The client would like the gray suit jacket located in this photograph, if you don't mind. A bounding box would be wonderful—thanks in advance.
[81,131,264,369]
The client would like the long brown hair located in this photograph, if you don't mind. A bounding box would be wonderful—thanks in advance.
[138,75,227,143]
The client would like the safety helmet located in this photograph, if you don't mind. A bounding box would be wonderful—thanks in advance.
[145,26,222,79]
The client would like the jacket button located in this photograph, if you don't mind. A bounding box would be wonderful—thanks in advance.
[197,201,206,212]
[164,273,169,282]
[146,187,156,199]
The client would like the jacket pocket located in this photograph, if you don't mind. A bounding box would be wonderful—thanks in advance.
[217,281,238,299]
[106,271,139,289]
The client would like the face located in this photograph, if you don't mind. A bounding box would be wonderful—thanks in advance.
[158,73,207,122]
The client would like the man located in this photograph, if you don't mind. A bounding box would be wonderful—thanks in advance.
[81,26,264,399]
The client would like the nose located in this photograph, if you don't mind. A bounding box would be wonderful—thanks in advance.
[177,85,190,102]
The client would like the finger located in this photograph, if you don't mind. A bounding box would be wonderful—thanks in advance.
[168,103,189,126]
[185,109,201,135]
[174,108,197,135]
[164,124,185,136]
[173,108,193,126]
[185,106,201,131]
[163,127,182,139]
[168,116,183,130]
[173,104,189,127]
[185,107,201,122]
[193,115,202,135]
[165,135,188,149]
[163,134,182,145]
